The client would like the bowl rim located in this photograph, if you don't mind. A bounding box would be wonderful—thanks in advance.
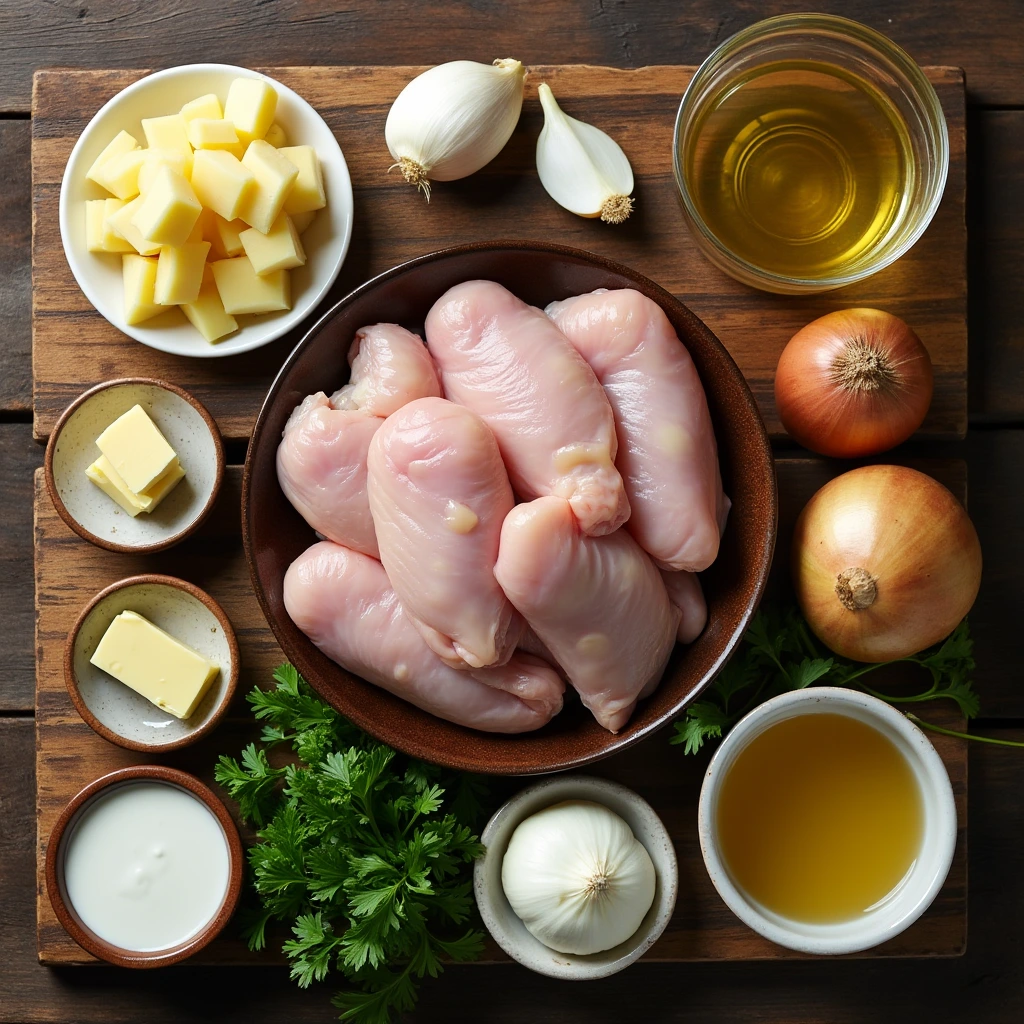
[242,238,778,774]
[63,573,241,753]
[473,774,679,979]
[44,376,226,554]
[44,764,244,967]
[58,61,354,358]
[697,686,958,954]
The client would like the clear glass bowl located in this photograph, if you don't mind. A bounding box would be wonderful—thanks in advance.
[673,14,949,294]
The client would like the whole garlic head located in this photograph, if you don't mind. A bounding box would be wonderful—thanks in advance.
[500,799,656,955]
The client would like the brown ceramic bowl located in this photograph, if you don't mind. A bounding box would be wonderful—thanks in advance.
[64,574,240,753]
[243,240,777,774]
[45,765,244,967]
[45,377,225,554]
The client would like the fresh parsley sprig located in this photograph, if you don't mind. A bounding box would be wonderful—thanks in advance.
[672,606,983,756]
[215,665,488,1024]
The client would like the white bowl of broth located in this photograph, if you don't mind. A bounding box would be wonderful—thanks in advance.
[697,687,956,954]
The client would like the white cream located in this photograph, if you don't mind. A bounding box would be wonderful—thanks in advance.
[63,781,230,952]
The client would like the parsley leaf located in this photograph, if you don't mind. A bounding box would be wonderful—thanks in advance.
[214,667,489,1023]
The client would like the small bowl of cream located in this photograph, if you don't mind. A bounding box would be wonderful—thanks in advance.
[45,765,243,967]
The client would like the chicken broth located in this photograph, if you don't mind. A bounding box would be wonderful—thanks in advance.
[715,712,923,923]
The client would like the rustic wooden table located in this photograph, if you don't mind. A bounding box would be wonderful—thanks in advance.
[2,3,1023,1021]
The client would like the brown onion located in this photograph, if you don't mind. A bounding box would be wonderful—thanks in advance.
[775,309,933,458]
[792,465,981,662]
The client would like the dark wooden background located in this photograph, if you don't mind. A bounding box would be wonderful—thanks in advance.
[2,2,1022,1021]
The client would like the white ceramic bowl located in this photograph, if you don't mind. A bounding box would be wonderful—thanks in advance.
[474,776,678,980]
[45,378,224,553]
[698,687,957,955]
[59,63,354,358]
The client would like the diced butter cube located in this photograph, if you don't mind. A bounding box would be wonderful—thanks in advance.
[180,92,223,123]
[85,130,139,190]
[141,113,194,176]
[291,210,316,234]
[279,145,326,215]
[224,78,277,144]
[121,254,163,323]
[89,610,219,720]
[263,122,287,148]
[191,150,256,222]
[182,268,239,343]
[138,149,191,194]
[211,257,290,314]
[90,148,148,201]
[238,140,298,234]
[187,117,240,151]
[96,402,178,494]
[155,241,211,305]
[239,213,305,275]
[86,453,184,516]
[131,167,202,247]
[86,199,134,253]
[107,197,162,256]
[209,214,246,258]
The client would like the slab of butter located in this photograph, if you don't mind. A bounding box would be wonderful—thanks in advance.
[95,404,177,495]
[90,610,219,719]
[85,454,185,517]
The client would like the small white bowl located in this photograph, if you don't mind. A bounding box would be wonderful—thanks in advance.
[46,378,224,553]
[698,687,957,955]
[65,574,239,752]
[474,776,678,980]
[59,63,354,358]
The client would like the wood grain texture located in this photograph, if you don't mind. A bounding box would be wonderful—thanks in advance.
[0,119,31,412]
[35,460,967,966]
[31,65,967,443]
[2,1,1023,111]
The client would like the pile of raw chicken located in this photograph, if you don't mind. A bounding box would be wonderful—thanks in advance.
[279,281,730,734]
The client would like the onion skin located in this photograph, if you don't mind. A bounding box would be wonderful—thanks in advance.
[792,465,982,662]
[775,309,933,458]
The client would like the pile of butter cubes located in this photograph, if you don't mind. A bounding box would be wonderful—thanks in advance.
[84,78,327,343]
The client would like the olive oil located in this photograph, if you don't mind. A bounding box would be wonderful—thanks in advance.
[716,713,923,923]
[684,61,913,279]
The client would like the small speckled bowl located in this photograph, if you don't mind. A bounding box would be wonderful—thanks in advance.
[474,776,678,980]
[45,765,244,967]
[65,574,239,752]
[45,378,224,553]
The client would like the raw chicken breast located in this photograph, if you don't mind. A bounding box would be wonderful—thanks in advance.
[660,569,708,644]
[494,496,679,733]
[548,288,730,571]
[284,541,564,733]
[276,392,381,557]
[425,280,630,537]
[331,323,441,417]
[368,397,520,669]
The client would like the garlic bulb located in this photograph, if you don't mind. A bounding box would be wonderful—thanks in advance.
[535,83,635,224]
[500,800,656,955]
[385,59,526,199]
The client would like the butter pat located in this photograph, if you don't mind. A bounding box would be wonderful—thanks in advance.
[95,403,178,494]
[132,167,203,248]
[238,140,298,234]
[121,254,163,324]
[90,610,219,719]
[85,130,139,189]
[211,257,290,314]
[279,145,326,215]
[224,78,277,144]
[85,454,185,516]
[191,150,255,222]
[182,267,238,343]
[239,213,305,275]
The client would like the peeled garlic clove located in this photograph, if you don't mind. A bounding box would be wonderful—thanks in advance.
[385,59,526,199]
[535,83,635,224]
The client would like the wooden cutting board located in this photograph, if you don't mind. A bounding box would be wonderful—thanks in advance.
[35,459,968,965]
[31,65,967,444]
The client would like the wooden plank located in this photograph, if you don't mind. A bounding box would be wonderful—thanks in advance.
[968,110,1024,424]
[0,119,31,412]
[35,460,968,965]
[2,1,1024,111]
[31,65,967,443]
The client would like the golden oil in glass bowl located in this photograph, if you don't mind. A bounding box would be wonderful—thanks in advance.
[682,60,914,281]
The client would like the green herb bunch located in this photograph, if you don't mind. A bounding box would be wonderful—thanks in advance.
[673,605,980,755]
[215,665,489,1024]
